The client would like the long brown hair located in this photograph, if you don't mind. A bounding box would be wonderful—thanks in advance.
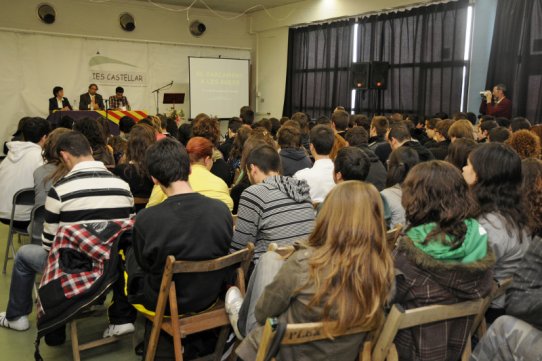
[122,123,156,177]
[306,181,394,335]
[43,127,71,183]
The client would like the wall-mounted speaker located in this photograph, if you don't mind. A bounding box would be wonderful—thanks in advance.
[351,62,370,89]
[38,4,56,24]
[190,21,206,37]
[120,13,135,32]
[370,62,390,89]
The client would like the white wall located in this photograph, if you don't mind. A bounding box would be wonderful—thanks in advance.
[0,0,255,145]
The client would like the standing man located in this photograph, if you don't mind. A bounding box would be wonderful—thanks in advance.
[479,83,512,119]
[79,83,104,110]
[109,86,131,110]
[48,86,72,114]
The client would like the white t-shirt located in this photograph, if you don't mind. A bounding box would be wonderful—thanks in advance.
[293,158,335,203]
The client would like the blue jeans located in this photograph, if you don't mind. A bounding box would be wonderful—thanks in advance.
[6,244,48,320]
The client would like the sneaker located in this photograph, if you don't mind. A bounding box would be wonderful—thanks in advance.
[0,312,29,331]
[102,323,135,338]
[225,287,244,340]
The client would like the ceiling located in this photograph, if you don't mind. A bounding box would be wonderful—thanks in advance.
[132,0,303,13]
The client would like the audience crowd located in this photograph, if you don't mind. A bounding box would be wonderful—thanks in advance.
[0,107,541,361]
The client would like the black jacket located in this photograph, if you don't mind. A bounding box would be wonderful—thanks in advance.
[280,148,312,177]
[357,145,387,191]
[402,140,435,162]
[427,140,450,160]
[79,92,104,110]
[48,97,72,114]
[127,193,233,314]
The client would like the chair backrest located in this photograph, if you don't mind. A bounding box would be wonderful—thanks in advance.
[29,205,46,245]
[371,297,487,361]
[232,214,238,228]
[133,197,149,205]
[12,188,35,206]
[386,224,402,249]
[256,318,372,361]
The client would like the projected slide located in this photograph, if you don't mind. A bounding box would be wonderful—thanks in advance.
[189,57,250,119]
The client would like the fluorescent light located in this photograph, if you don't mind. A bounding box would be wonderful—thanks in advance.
[351,89,356,113]
[460,65,467,111]
[352,23,359,62]
[464,6,473,61]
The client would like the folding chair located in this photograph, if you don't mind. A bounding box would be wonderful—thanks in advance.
[29,204,46,245]
[369,297,490,361]
[386,224,402,249]
[267,243,296,259]
[255,318,374,361]
[143,243,255,361]
[2,188,35,274]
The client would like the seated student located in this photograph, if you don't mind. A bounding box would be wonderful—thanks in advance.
[147,137,234,211]
[488,126,511,143]
[331,110,349,139]
[504,158,542,326]
[369,116,391,163]
[0,131,134,343]
[423,117,441,148]
[345,127,387,190]
[388,124,435,162]
[477,120,498,143]
[445,138,479,170]
[448,119,475,142]
[192,113,232,186]
[219,117,242,160]
[113,123,156,212]
[393,160,494,361]
[462,143,530,322]
[381,147,420,228]
[127,138,233,360]
[426,119,453,160]
[510,117,531,132]
[294,125,336,203]
[471,315,542,361]
[277,125,312,177]
[0,117,50,228]
[229,181,394,361]
[506,129,541,159]
[332,147,370,184]
[73,117,115,167]
[231,144,315,262]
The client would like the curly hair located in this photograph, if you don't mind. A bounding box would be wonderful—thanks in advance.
[192,113,221,147]
[229,126,252,161]
[445,138,479,170]
[402,161,479,248]
[522,158,542,236]
[73,117,107,148]
[507,129,541,159]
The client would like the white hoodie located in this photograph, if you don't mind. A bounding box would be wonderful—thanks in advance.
[0,141,44,221]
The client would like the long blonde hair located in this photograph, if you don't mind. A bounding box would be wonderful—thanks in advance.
[306,181,394,334]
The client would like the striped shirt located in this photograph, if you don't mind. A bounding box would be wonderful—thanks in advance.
[42,161,134,251]
[230,175,315,261]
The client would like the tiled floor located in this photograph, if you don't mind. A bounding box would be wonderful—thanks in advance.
[0,224,141,360]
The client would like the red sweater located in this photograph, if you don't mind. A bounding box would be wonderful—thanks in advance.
[479,97,512,119]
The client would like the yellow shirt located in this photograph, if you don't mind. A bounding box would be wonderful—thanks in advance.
[147,164,233,211]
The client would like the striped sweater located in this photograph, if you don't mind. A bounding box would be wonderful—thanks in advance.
[42,161,134,251]
[230,175,315,261]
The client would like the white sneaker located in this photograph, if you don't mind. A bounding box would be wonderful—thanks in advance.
[0,312,29,331]
[225,287,244,340]
[102,323,135,338]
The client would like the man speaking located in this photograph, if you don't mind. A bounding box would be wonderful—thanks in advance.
[79,83,104,110]
[479,83,512,119]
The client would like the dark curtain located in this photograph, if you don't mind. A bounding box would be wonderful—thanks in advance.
[486,0,542,122]
[283,20,354,119]
[355,0,470,117]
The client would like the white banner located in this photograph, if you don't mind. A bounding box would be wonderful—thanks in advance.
[0,30,250,147]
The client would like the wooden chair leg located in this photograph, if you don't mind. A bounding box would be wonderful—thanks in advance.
[71,320,81,361]
[213,326,230,361]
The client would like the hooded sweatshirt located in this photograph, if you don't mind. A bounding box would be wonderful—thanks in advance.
[279,147,312,177]
[0,141,44,221]
[230,175,316,261]
[392,219,495,361]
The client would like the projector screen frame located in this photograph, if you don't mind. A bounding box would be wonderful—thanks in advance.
[188,56,251,120]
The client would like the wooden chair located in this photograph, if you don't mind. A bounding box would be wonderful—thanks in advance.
[470,277,513,337]
[232,214,238,229]
[3,188,35,274]
[144,243,255,361]
[369,297,489,361]
[134,197,150,207]
[386,224,402,249]
[255,318,373,361]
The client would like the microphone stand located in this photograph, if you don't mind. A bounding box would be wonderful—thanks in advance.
[152,81,173,115]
